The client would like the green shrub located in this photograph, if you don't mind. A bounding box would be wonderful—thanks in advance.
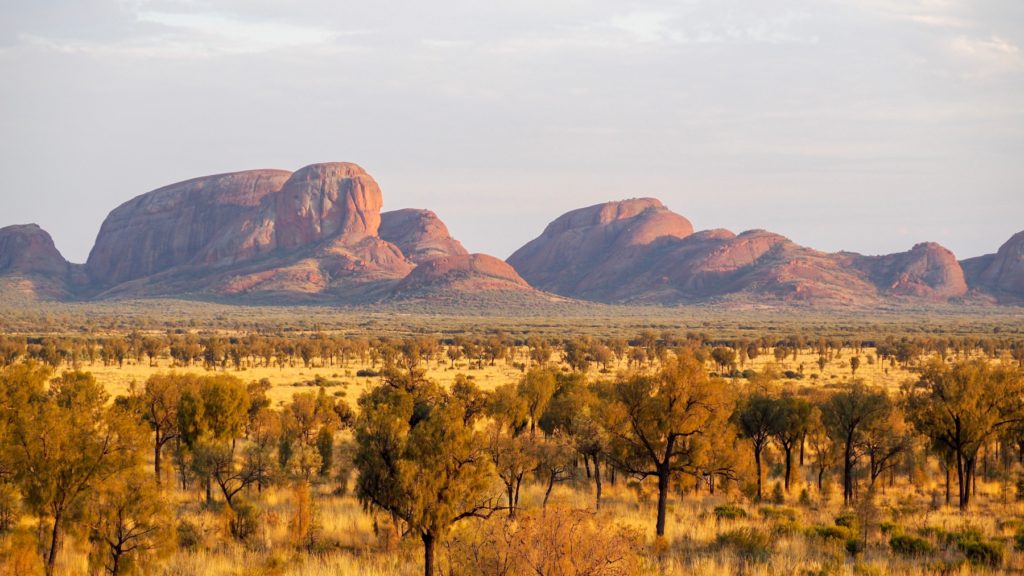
[714,504,748,521]
[798,488,812,507]
[834,512,858,531]
[889,534,934,556]
[716,528,772,562]
[228,500,261,543]
[770,482,785,504]
[810,525,853,541]
[879,521,899,536]
[959,539,1004,567]
[177,520,203,550]
[759,506,798,522]
[845,538,865,556]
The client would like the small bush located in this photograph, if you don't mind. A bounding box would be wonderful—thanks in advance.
[835,512,859,533]
[176,520,203,550]
[879,521,899,536]
[770,482,785,504]
[798,488,812,507]
[845,538,865,556]
[716,528,773,562]
[890,534,934,556]
[760,506,798,522]
[714,504,748,521]
[228,500,261,543]
[810,525,853,541]
[958,538,1004,567]
[356,369,379,377]
[1015,526,1024,551]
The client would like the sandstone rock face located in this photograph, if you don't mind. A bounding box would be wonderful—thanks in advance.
[379,209,468,263]
[964,231,1024,300]
[86,169,291,285]
[508,200,975,305]
[507,198,693,294]
[0,224,70,277]
[0,224,83,300]
[855,242,968,300]
[68,162,545,303]
[273,163,383,251]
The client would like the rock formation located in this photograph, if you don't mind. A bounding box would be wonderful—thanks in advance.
[508,199,981,305]
[962,230,1024,302]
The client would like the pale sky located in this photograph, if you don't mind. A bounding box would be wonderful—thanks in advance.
[1,0,1021,263]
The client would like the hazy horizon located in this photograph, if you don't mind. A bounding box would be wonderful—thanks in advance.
[1,0,1022,263]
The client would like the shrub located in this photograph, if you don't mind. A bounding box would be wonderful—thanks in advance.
[714,504,748,521]
[770,482,785,504]
[176,520,204,550]
[880,521,899,535]
[890,534,934,556]
[228,500,261,543]
[959,539,1004,567]
[835,512,859,532]
[356,369,379,377]
[1015,526,1024,551]
[798,488,812,507]
[845,538,865,556]
[760,506,798,522]
[810,525,853,541]
[716,528,773,562]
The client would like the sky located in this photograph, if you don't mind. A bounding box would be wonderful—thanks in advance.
[0,0,1021,263]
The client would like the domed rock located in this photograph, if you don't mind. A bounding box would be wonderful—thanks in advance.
[379,209,468,264]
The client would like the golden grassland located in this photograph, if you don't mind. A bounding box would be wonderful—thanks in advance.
[4,340,1020,575]
[76,345,915,408]
[32,461,1024,576]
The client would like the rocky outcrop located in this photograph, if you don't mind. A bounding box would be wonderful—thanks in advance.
[507,198,693,295]
[0,224,83,299]
[508,200,979,305]
[962,231,1024,301]
[86,169,291,285]
[379,209,468,264]
[0,224,70,277]
[853,242,968,300]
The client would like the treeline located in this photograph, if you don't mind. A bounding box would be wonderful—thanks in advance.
[3,330,1024,373]
[1,338,1024,575]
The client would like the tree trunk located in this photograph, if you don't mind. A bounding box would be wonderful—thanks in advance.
[154,440,163,485]
[754,448,763,502]
[945,460,951,507]
[594,456,603,510]
[422,532,435,576]
[655,467,669,537]
[543,472,555,508]
[843,436,854,505]
[45,511,61,576]
[783,446,793,492]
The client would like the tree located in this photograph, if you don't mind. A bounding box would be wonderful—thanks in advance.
[602,351,734,536]
[774,396,812,492]
[734,392,783,501]
[135,373,184,484]
[820,383,891,505]
[905,359,1024,509]
[87,471,173,576]
[517,367,556,436]
[354,380,500,576]
[710,347,737,374]
[850,356,861,376]
[533,432,576,508]
[5,370,142,575]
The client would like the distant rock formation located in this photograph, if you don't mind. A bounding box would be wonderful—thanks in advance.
[962,231,1024,302]
[508,199,983,305]
[6,162,536,303]
[507,198,693,295]
[1,170,1019,307]
[0,224,82,299]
